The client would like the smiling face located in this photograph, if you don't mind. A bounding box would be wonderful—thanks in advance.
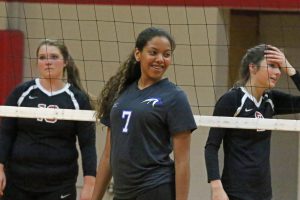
[252,58,281,89]
[134,36,172,84]
[37,44,66,80]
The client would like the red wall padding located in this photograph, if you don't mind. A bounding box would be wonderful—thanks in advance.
[0,30,24,105]
[0,0,299,9]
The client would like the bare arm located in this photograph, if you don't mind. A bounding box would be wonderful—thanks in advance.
[0,163,6,197]
[80,176,96,200]
[173,131,191,200]
[91,128,112,200]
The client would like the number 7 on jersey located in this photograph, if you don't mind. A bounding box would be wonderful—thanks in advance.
[122,111,132,133]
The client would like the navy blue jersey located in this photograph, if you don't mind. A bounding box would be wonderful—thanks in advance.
[205,71,300,200]
[101,78,197,199]
[0,79,97,192]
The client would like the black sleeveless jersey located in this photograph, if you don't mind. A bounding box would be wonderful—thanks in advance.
[205,71,300,200]
[0,79,97,192]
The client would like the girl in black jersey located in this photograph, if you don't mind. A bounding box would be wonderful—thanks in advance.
[0,39,97,200]
[205,44,300,200]
[91,27,197,200]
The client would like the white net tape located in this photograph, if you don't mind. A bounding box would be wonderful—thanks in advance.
[1,106,299,131]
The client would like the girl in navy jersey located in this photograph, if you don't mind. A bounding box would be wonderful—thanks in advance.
[0,39,96,200]
[205,44,300,200]
[91,27,197,200]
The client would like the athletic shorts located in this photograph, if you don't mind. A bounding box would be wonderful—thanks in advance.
[113,183,175,200]
[1,181,76,200]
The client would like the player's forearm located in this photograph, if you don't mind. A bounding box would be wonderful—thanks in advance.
[175,161,190,200]
[83,175,95,187]
[210,179,223,189]
[210,180,229,200]
[91,155,112,200]
[285,61,296,76]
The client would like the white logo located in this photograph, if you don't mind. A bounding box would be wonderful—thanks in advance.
[245,108,253,112]
[255,111,265,132]
[113,102,119,108]
[60,194,71,199]
[255,111,264,119]
[29,95,38,99]
[141,98,159,107]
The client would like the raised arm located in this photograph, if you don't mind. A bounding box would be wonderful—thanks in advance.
[265,45,300,115]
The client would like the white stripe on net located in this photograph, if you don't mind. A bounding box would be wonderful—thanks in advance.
[0,106,299,131]
[0,106,96,122]
[194,115,300,132]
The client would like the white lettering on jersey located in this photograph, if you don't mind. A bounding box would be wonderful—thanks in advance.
[122,111,132,133]
[37,104,59,123]
[141,98,161,107]
[255,111,265,132]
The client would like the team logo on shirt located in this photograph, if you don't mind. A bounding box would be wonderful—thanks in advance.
[255,111,264,119]
[112,102,119,108]
[245,108,253,112]
[141,98,162,107]
[60,193,71,199]
[29,95,38,99]
[255,111,265,132]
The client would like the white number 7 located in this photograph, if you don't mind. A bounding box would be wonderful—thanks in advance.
[122,111,132,133]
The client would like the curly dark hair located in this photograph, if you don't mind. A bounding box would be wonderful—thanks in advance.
[96,27,176,119]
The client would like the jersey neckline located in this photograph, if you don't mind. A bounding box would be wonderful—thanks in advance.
[135,78,169,91]
[35,78,70,97]
[240,87,263,107]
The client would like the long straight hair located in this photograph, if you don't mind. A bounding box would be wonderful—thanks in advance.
[234,44,268,87]
[36,39,94,107]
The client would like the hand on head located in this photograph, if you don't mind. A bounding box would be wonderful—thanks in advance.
[264,45,293,74]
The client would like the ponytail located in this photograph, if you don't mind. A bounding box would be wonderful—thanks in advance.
[64,55,85,92]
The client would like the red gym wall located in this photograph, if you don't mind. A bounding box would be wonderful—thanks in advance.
[0,0,299,9]
[0,30,24,105]
[0,0,297,106]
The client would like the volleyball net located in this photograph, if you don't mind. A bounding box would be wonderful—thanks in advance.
[1,0,300,132]
[1,105,300,131]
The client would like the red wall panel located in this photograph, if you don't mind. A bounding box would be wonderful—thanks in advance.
[1,0,300,9]
[0,30,24,105]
